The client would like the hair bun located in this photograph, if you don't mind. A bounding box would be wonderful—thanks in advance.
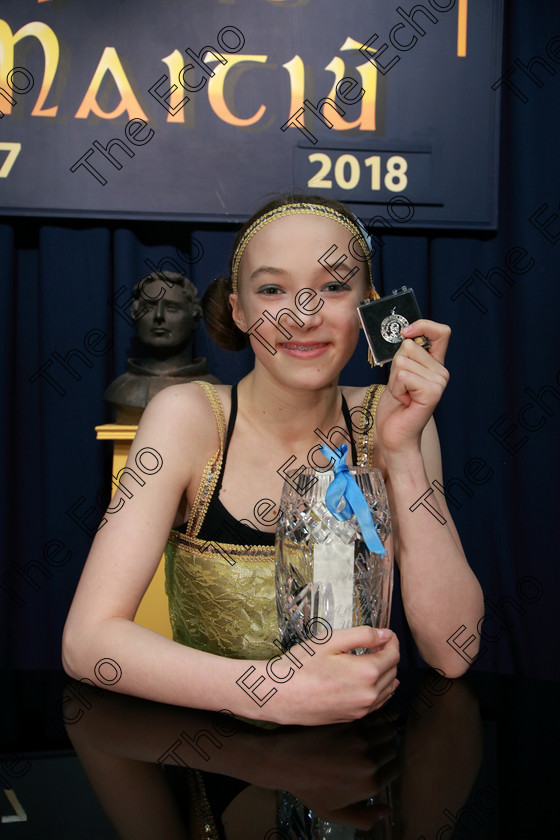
[202,276,249,351]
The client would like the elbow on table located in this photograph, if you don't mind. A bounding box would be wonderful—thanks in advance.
[61,623,83,680]
[60,614,102,682]
[62,612,133,686]
[440,658,472,679]
[418,657,472,681]
[420,640,480,680]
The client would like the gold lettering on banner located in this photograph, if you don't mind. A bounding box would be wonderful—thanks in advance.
[0,19,59,116]
[282,55,305,120]
[207,54,268,126]
[160,50,191,124]
[74,46,148,120]
[324,37,379,131]
[0,21,382,132]
[457,0,468,57]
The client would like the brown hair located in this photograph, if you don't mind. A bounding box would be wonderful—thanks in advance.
[202,193,370,351]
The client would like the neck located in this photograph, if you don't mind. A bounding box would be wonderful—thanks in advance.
[138,346,194,374]
[238,366,343,447]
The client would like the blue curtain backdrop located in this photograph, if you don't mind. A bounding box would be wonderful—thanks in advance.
[1,0,559,680]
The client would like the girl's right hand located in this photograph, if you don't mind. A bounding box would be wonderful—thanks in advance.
[267,627,400,726]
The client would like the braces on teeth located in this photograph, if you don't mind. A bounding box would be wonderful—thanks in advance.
[284,345,317,351]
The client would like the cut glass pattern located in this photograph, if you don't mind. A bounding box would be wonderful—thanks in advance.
[276,467,393,652]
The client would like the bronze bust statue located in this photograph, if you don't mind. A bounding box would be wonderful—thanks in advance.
[104,271,220,423]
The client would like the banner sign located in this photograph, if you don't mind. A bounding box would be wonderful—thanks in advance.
[0,0,504,228]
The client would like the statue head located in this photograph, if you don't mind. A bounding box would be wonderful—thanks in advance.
[131,271,202,355]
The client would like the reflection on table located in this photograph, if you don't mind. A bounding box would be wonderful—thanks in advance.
[2,669,558,838]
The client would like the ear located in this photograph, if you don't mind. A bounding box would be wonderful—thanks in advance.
[192,300,203,322]
[229,292,248,332]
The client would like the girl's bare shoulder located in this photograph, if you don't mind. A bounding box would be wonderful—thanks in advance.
[132,382,231,470]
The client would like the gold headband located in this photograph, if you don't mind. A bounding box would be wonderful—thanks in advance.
[231,203,375,294]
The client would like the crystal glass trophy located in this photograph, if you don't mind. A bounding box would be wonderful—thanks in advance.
[275,445,395,838]
[276,789,394,840]
[275,444,394,651]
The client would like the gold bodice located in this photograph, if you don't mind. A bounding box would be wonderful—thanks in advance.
[164,381,384,661]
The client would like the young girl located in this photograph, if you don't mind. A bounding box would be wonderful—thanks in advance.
[62,195,483,726]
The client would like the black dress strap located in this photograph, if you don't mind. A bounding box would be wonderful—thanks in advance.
[221,386,357,476]
[214,383,238,494]
[223,386,356,467]
[193,386,359,545]
[341,394,358,464]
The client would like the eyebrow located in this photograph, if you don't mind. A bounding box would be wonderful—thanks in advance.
[248,265,287,281]
[249,264,358,284]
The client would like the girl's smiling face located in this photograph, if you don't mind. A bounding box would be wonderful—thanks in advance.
[229,213,370,390]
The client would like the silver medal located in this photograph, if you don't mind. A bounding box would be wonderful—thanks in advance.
[380,308,409,343]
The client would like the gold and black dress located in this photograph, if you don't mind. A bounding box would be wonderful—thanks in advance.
[164,381,384,661]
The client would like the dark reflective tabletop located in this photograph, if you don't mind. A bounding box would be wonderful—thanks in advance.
[1,669,557,839]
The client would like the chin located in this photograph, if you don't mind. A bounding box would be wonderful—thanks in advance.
[279,367,339,393]
[147,336,175,345]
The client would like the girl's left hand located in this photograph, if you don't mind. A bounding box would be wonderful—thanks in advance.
[375,319,451,458]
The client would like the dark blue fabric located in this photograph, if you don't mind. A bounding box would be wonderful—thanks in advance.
[1,1,559,679]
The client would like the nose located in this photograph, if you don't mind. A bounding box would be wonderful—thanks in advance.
[154,300,166,322]
[299,307,323,330]
[289,289,324,328]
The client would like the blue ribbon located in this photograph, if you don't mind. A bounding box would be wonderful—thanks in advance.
[320,443,386,556]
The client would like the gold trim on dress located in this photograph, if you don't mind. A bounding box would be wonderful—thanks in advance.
[168,529,274,561]
[185,381,226,539]
[357,383,385,467]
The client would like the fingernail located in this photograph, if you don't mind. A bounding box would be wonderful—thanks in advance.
[377,629,392,640]
[401,326,412,335]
